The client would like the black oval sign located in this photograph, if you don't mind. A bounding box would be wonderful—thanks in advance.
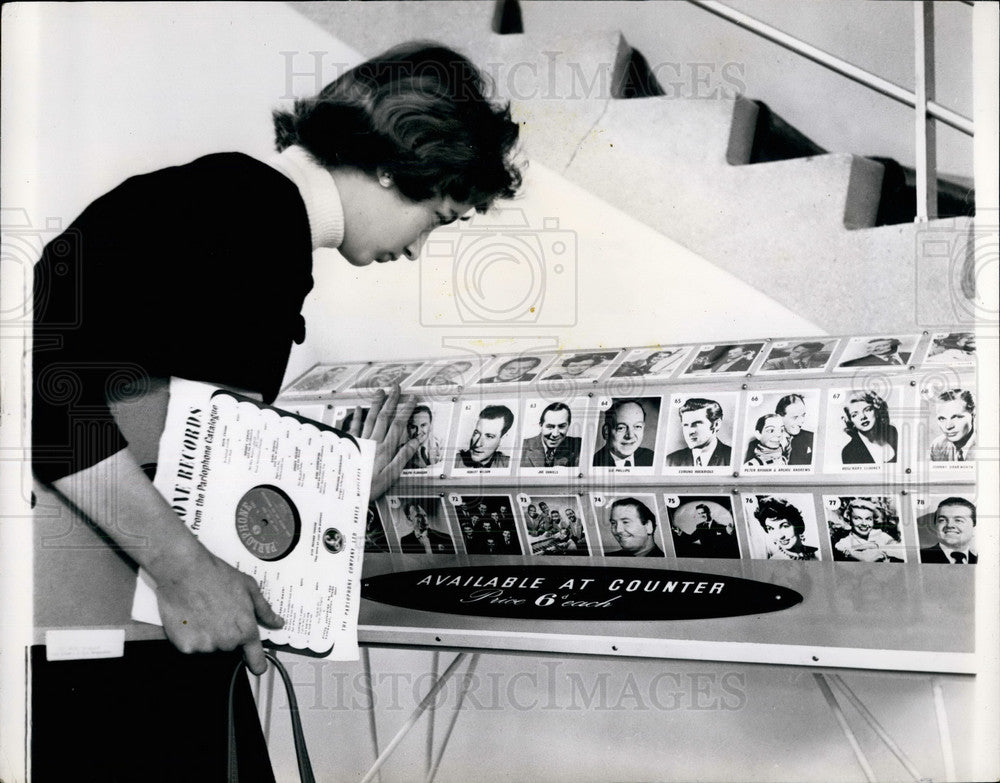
[362,566,802,621]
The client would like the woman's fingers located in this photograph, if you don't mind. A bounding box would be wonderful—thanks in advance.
[362,389,388,439]
[348,405,363,437]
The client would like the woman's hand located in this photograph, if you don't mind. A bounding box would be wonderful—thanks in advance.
[348,383,420,500]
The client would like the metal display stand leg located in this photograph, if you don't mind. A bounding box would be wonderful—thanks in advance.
[813,673,878,782]
[360,652,479,783]
[362,648,383,783]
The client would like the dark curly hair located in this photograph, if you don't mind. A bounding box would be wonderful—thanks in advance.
[272,42,521,211]
[754,496,805,538]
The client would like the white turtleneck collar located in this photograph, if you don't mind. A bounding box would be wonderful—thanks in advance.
[265,145,345,251]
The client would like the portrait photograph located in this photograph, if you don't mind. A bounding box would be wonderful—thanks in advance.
[823,385,909,474]
[520,494,591,556]
[741,493,823,561]
[683,342,766,375]
[386,495,456,556]
[538,350,621,382]
[757,338,839,374]
[350,360,425,390]
[663,391,739,475]
[824,495,906,563]
[518,396,590,476]
[592,493,665,558]
[834,334,920,371]
[921,332,976,366]
[281,362,363,397]
[740,389,821,474]
[409,356,486,389]
[919,381,976,472]
[451,398,519,476]
[665,495,741,560]
[610,345,691,380]
[591,396,662,475]
[400,400,456,477]
[476,354,555,385]
[364,502,390,554]
[453,494,523,556]
[913,494,978,565]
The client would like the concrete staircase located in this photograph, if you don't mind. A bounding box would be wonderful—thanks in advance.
[288,0,976,334]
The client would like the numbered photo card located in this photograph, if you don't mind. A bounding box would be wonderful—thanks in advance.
[740,390,821,474]
[824,495,906,563]
[386,496,457,556]
[591,396,662,474]
[451,494,523,556]
[918,381,976,473]
[518,494,591,556]
[518,396,590,476]
[757,338,839,374]
[823,384,907,473]
[663,392,739,475]
[741,493,823,561]
[664,495,741,559]
[451,398,519,475]
[400,400,456,477]
[920,331,976,367]
[281,363,364,397]
[834,334,920,370]
[912,494,978,565]
[591,493,665,558]
[409,356,486,390]
[609,345,691,380]
[538,350,621,382]
[350,361,426,390]
[683,341,766,376]
[476,354,556,385]
[364,502,390,553]
[332,404,370,433]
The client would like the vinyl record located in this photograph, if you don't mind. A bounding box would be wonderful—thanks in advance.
[235,484,301,561]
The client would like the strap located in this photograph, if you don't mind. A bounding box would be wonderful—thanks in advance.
[228,652,316,783]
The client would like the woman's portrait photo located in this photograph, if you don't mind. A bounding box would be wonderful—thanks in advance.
[825,496,905,563]
[742,494,822,561]
[825,388,902,469]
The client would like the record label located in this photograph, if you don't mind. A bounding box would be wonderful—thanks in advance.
[235,485,301,561]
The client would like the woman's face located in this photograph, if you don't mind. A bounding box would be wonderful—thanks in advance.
[764,517,800,553]
[336,169,474,267]
[847,400,876,432]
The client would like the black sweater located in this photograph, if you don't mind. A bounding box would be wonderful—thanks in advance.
[32,153,314,483]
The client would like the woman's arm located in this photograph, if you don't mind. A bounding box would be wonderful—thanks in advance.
[52,448,283,675]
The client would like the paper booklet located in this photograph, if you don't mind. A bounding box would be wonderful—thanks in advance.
[131,378,375,660]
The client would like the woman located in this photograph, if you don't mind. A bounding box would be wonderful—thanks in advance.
[840,390,898,464]
[753,496,818,560]
[32,42,521,781]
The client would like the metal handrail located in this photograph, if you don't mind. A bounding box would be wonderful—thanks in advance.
[688,0,974,137]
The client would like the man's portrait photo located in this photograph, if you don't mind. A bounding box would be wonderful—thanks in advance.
[477,355,550,385]
[411,358,480,388]
[364,502,390,554]
[592,397,660,470]
[684,342,765,375]
[740,391,818,472]
[540,350,620,381]
[927,388,976,464]
[520,399,585,471]
[826,496,905,563]
[743,494,822,561]
[611,346,690,379]
[453,400,517,472]
[916,496,977,565]
[282,363,361,396]
[523,495,590,556]
[666,496,741,559]
[351,361,424,389]
[923,332,976,366]
[664,393,737,473]
[836,335,916,369]
[759,339,836,372]
[391,497,456,556]
[596,495,664,557]
[401,402,452,473]
[455,496,522,556]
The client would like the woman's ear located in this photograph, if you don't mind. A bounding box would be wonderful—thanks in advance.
[377,169,394,188]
